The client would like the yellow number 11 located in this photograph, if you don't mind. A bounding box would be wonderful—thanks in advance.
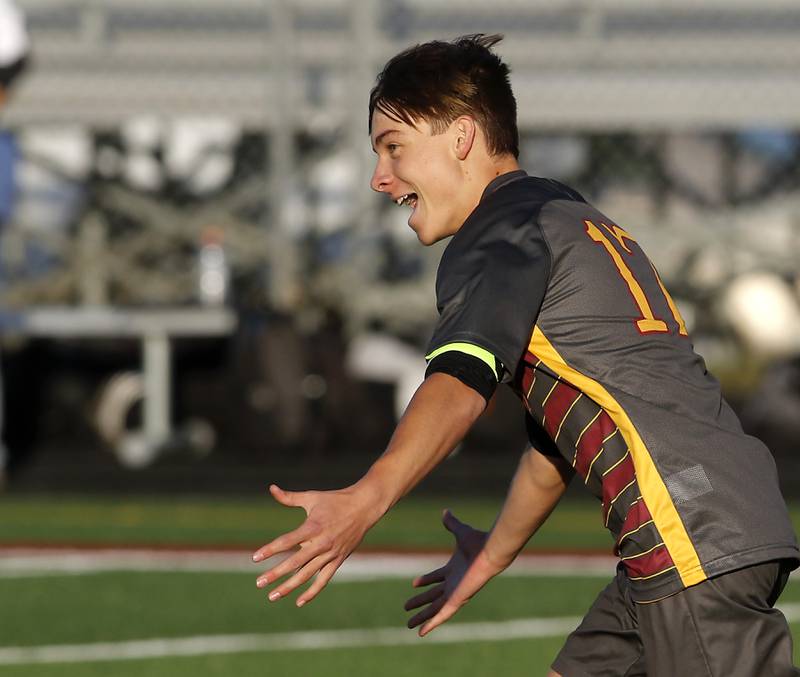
[585,220,688,337]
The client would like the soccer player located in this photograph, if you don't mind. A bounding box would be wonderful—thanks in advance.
[253,34,799,675]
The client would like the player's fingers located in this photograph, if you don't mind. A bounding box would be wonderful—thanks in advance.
[412,565,447,588]
[252,522,315,562]
[264,551,336,602]
[407,597,445,629]
[404,583,444,611]
[255,542,319,588]
[419,600,460,637]
[295,556,344,607]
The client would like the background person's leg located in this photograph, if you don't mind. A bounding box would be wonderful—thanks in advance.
[0,352,6,484]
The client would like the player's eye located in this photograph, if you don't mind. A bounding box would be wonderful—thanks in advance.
[387,143,400,154]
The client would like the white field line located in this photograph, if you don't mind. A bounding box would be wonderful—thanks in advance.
[1,605,799,666]
[0,548,618,580]
[0,617,584,666]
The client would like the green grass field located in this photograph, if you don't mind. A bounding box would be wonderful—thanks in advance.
[0,494,617,550]
[0,495,798,676]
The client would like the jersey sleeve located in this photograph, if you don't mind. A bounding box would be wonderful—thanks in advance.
[426,211,551,378]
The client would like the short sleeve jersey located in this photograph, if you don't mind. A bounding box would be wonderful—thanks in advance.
[427,170,799,602]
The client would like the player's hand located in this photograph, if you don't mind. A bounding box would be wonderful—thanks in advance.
[404,510,506,637]
[252,483,381,607]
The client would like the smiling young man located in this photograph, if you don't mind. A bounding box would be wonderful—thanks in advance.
[253,35,799,676]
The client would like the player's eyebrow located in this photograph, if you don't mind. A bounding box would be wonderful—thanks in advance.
[371,129,400,153]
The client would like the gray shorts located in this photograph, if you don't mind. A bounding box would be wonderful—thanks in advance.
[552,560,798,677]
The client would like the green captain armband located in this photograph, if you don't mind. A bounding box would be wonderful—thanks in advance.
[426,342,501,382]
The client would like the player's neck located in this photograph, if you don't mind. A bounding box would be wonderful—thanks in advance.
[488,154,521,180]
[467,153,519,191]
[457,153,520,218]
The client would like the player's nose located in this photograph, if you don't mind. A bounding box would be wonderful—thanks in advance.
[370,158,392,193]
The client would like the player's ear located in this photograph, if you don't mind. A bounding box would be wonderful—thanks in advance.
[453,116,476,160]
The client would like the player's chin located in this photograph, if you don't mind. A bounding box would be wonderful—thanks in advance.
[411,219,445,246]
[414,229,437,246]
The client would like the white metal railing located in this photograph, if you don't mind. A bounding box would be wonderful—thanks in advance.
[5,0,800,130]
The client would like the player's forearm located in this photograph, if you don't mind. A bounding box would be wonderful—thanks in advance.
[355,373,486,517]
[483,448,572,569]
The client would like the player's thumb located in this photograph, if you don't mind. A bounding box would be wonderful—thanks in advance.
[442,509,467,536]
[269,484,302,507]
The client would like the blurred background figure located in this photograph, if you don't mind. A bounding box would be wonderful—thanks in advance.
[0,0,30,486]
[0,0,28,221]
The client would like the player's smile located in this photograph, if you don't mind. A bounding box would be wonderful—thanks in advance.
[394,193,417,209]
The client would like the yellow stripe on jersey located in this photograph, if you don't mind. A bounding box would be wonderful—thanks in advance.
[426,342,500,381]
[528,326,706,588]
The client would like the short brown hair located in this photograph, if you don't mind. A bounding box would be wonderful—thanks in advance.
[368,34,519,158]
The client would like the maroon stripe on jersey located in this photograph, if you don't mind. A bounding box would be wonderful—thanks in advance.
[521,354,536,397]
[574,411,617,478]
[542,382,581,439]
[601,454,636,519]
[622,544,674,579]
[615,498,653,554]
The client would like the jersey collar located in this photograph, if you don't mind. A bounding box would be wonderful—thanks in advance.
[479,169,529,203]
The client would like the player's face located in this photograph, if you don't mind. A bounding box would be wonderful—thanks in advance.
[370,110,467,245]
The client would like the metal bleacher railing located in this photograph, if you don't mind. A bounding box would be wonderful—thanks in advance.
[7,0,800,131]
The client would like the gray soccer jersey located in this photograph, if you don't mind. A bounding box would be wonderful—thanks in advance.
[427,171,799,601]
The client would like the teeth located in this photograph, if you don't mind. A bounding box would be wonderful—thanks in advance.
[395,194,415,206]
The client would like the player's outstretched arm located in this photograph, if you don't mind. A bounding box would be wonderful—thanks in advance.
[252,372,487,607]
[405,448,573,636]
